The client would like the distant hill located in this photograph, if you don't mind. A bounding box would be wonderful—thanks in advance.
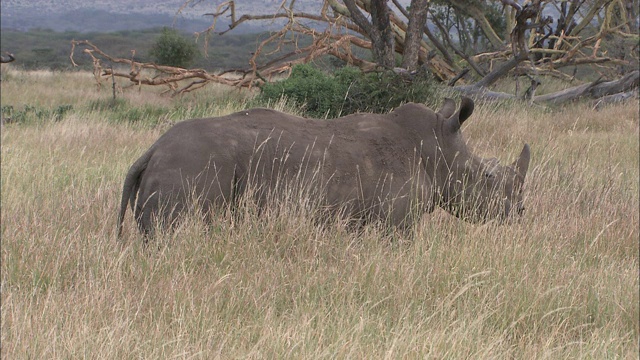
[0,27,316,72]
[1,8,215,33]
[1,0,322,33]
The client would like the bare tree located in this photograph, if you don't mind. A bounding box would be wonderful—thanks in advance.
[69,0,639,103]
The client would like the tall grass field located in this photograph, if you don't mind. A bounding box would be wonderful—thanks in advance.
[1,68,638,358]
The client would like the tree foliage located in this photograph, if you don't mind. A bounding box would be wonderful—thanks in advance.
[256,64,438,117]
[149,27,198,68]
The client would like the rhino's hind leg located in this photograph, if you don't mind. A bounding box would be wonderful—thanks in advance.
[134,191,187,237]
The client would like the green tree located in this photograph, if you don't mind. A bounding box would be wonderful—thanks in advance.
[148,28,198,68]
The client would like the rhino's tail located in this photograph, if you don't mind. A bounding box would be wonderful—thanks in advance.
[117,148,154,238]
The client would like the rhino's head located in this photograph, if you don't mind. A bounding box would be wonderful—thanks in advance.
[432,97,531,222]
[451,145,531,222]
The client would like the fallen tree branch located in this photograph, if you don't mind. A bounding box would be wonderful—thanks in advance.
[532,77,605,104]
[69,27,379,92]
[448,68,470,86]
[588,70,640,98]
[591,89,639,110]
[534,70,639,104]
[456,70,639,105]
[70,39,243,94]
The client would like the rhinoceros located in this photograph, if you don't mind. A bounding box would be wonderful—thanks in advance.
[117,97,530,236]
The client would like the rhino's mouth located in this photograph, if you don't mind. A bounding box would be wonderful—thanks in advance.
[496,198,527,224]
[449,195,526,223]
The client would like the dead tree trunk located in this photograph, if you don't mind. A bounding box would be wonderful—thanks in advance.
[588,71,640,99]
[533,70,640,104]
[343,0,395,68]
[591,90,639,110]
[400,0,429,71]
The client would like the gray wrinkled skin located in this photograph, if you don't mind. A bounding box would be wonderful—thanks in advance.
[117,97,530,236]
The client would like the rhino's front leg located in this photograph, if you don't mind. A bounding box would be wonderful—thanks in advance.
[376,174,434,231]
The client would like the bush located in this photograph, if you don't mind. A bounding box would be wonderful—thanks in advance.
[341,69,439,115]
[148,28,199,68]
[256,63,440,118]
[257,65,344,118]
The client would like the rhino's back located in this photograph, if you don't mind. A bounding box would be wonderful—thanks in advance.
[151,107,414,164]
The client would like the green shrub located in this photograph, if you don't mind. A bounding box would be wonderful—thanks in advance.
[255,63,440,118]
[1,104,73,124]
[341,69,439,115]
[53,104,73,121]
[149,28,199,68]
[256,65,343,118]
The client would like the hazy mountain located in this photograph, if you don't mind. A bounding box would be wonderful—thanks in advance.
[1,0,323,33]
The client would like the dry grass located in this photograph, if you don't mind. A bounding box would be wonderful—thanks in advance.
[1,70,638,359]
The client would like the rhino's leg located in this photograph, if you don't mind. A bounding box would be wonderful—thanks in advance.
[140,193,193,236]
[378,175,434,232]
[134,189,157,236]
[134,167,186,235]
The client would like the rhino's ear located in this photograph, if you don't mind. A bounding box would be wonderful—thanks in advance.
[438,98,457,118]
[457,97,474,124]
[445,97,474,133]
[512,144,531,181]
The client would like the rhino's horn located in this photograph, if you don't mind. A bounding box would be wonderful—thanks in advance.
[445,96,475,133]
[513,144,531,181]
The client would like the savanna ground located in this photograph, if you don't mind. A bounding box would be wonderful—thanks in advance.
[1,67,638,358]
